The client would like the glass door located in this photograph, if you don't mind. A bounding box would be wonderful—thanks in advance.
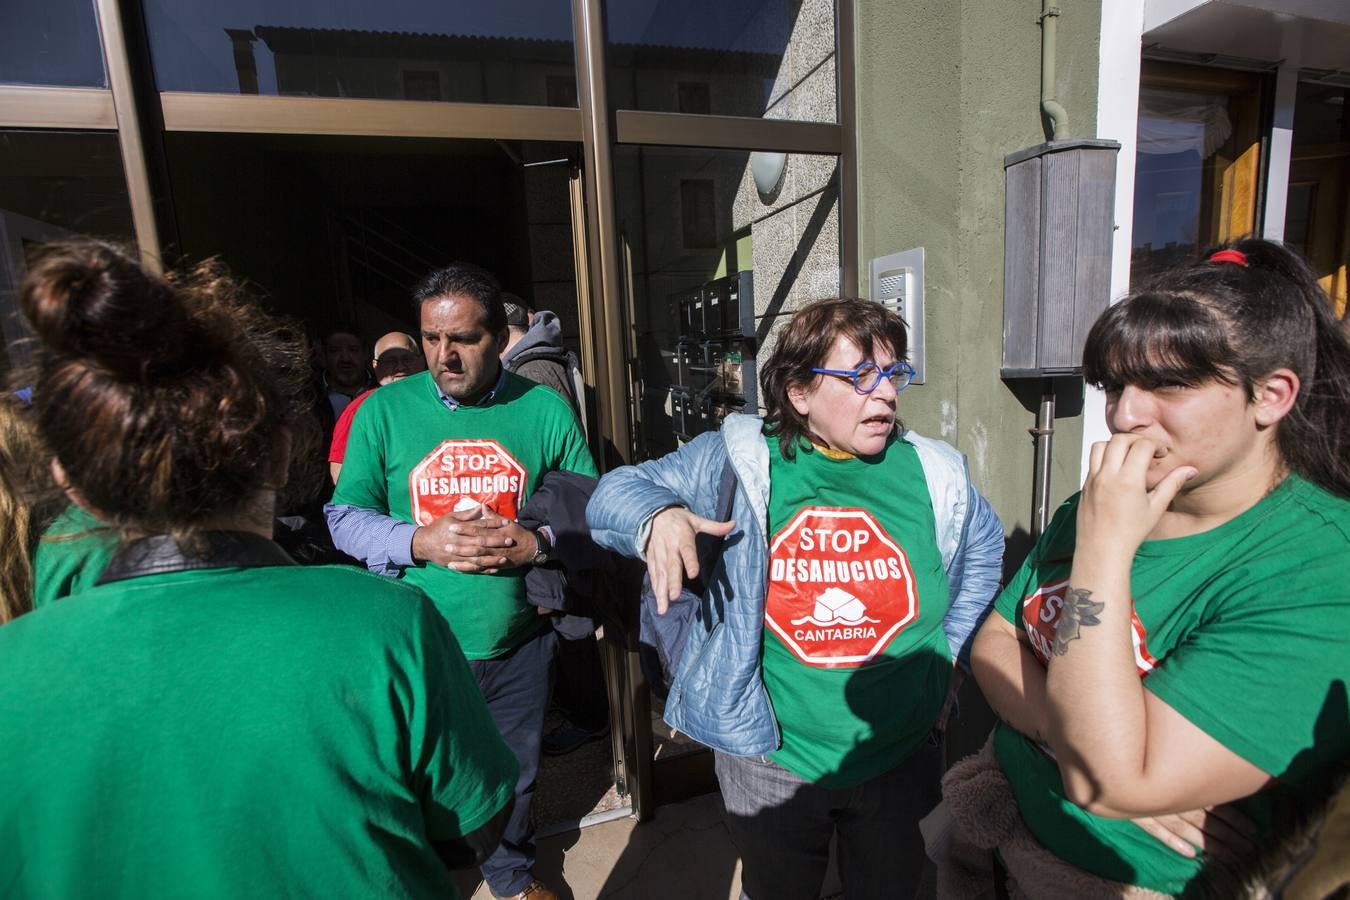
[604,144,845,810]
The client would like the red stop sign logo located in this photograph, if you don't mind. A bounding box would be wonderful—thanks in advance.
[765,507,918,668]
[1020,578,1158,675]
[408,439,527,525]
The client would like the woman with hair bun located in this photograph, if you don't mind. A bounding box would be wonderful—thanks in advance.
[932,239,1350,898]
[0,241,517,898]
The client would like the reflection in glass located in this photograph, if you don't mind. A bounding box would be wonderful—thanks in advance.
[614,146,839,761]
[1292,82,1349,147]
[607,0,837,122]
[615,146,840,464]
[143,0,576,106]
[1283,182,1315,260]
[0,131,135,373]
[1288,81,1349,315]
[1130,88,1230,284]
[0,0,105,88]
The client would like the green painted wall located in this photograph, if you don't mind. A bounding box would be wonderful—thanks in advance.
[855,0,1102,558]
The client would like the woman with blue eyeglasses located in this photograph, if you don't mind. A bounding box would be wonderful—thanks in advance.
[588,297,1004,899]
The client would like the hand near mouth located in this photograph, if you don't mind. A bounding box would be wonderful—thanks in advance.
[1077,433,1197,560]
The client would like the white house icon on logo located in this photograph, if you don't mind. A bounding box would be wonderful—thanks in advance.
[791,587,881,628]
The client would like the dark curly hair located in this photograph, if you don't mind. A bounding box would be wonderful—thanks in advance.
[760,297,910,459]
[411,262,506,334]
[19,240,323,540]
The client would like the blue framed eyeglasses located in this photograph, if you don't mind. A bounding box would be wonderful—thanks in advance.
[811,360,916,393]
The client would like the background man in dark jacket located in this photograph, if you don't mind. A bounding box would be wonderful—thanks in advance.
[501,294,606,755]
[501,295,581,417]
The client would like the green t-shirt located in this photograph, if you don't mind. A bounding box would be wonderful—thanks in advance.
[762,434,952,787]
[31,504,117,609]
[333,370,596,659]
[0,563,517,899]
[992,475,1350,896]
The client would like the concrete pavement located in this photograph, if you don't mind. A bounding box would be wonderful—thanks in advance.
[456,793,747,900]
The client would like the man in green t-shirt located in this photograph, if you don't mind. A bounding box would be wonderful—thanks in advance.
[326,263,595,900]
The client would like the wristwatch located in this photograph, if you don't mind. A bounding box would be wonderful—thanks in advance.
[530,528,552,566]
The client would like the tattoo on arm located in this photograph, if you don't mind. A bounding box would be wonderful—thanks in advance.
[1052,587,1105,656]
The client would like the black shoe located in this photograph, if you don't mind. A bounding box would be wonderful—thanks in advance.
[542,722,610,756]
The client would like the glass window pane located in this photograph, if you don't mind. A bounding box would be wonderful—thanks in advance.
[0,130,135,374]
[1292,81,1348,146]
[1283,182,1315,259]
[615,147,840,465]
[1288,81,1349,316]
[607,0,837,122]
[1130,65,1266,287]
[1130,87,1229,284]
[0,0,106,87]
[141,0,577,105]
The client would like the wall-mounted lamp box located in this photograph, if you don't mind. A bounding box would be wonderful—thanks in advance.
[1001,139,1120,379]
[869,247,925,384]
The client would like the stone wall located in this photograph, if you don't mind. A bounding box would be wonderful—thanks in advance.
[731,0,842,395]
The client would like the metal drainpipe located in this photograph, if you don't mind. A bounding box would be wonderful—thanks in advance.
[1040,0,1069,141]
[1030,383,1055,538]
[1031,0,1065,537]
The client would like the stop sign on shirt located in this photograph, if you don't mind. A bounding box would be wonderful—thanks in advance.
[766,507,918,668]
[1020,578,1158,676]
[408,439,527,525]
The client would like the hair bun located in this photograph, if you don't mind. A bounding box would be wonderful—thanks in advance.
[20,241,220,381]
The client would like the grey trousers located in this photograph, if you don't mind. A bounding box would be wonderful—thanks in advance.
[715,737,943,900]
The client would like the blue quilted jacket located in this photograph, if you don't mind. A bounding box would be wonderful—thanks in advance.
[587,414,1004,756]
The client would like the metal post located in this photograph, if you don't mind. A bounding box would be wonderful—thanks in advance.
[568,164,600,450]
[837,0,859,297]
[93,0,162,271]
[1030,380,1056,538]
[572,0,655,822]
[573,0,631,471]
[1039,0,1069,141]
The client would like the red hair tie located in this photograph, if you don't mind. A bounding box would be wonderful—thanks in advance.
[1207,249,1249,267]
